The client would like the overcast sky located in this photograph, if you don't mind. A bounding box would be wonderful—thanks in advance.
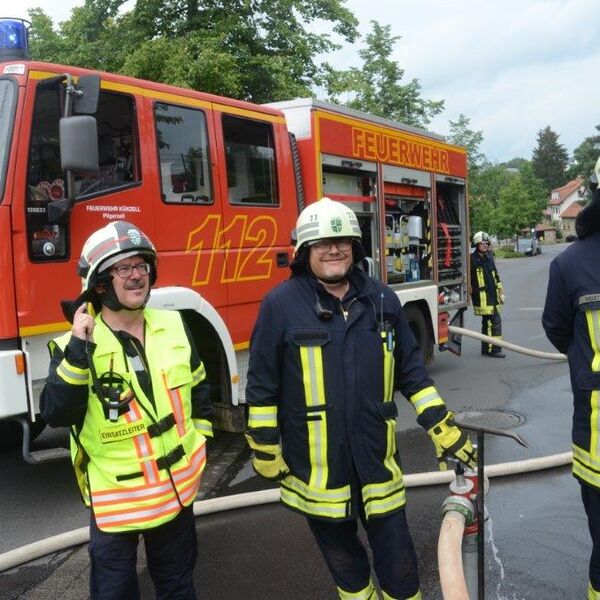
[12,0,600,163]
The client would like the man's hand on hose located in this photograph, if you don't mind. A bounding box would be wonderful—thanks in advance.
[427,411,477,471]
[245,434,290,481]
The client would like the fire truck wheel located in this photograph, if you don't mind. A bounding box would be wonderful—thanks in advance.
[403,304,434,365]
[0,417,46,450]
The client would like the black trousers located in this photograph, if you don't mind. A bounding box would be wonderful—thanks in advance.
[89,504,198,600]
[581,483,600,592]
[307,508,420,599]
[481,308,502,354]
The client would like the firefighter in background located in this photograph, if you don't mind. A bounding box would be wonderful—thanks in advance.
[543,158,600,599]
[41,221,212,600]
[470,231,506,357]
[245,197,476,600]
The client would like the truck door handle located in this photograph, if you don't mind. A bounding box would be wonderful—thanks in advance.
[276,252,289,267]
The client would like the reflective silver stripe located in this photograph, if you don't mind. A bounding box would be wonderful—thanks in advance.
[585,310,600,458]
[410,387,443,414]
[362,475,404,502]
[192,363,206,386]
[280,487,348,519]
[573,444,600,471]
[124,402,159,485]
[92,445,205,504]
[364,488,406,519]
[300,346,328,489]
[338,581,376,599]
[93,480,174,505]
[248,406,278,428]
[96,481,199,527]
[385,591,422,600]
[193,419,212,436]
[283,475,350,502]
[57,359,88,385]
[296,222,320,238]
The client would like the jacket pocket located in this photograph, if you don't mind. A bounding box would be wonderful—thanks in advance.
[164,362,193,389]
[289,329,331,347]
[374,400,399,420]
[576,370,600,391]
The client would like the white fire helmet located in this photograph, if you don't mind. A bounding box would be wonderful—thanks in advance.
[472,231,491,246]
[294,197,362,252]
[77,221,157,291]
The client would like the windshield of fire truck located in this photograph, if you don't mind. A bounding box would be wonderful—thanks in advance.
[0,79,16,201]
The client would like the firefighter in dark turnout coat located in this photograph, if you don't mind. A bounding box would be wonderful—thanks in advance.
[470,231,506,357]
[245,198,476,600]
[543,159,600,599]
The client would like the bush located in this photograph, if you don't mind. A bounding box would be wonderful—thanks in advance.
[556,229,563,240]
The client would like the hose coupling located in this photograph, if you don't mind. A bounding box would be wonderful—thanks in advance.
[441,495,476,527]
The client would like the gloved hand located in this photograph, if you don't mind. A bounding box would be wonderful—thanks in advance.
[427,411,477,471]
[245,434,290,481]
[499,290,505,304]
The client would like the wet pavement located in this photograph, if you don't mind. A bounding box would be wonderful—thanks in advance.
[0,243,591,599]
[0,420,587,600]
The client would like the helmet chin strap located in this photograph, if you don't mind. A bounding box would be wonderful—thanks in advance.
[98,279,151,312]
[315,264,354,285]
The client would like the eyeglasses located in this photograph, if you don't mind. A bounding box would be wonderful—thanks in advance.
[111,262,151,278]
[309,238,353,254]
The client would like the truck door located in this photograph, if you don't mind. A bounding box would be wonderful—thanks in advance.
[149,99,228,317]
[320,154,381,278]
[17,76,146,391]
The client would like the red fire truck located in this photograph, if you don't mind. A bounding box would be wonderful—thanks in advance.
[0,19,469,460]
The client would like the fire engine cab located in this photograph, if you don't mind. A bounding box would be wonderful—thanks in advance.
[0,19,469,461]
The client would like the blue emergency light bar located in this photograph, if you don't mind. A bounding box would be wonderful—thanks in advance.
[0,18,29,60]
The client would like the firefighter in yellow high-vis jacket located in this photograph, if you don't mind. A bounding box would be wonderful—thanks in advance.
[41,221,212,600]
[245,198,476,600]
[470,231,506,357]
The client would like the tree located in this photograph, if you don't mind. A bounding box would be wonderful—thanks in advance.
[28,0,359,103]
[567,125,600,183]
[446,113,485,172]
[468,165,514,235]
[494,163,546,239]
[531,126,569,192]
[323,21,444,128]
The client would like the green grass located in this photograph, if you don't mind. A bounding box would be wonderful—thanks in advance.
[494,247,525,259]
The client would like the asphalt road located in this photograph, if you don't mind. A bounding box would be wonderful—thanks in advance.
[0,241,588,599]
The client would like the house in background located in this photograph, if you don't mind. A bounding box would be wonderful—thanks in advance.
[560,202,583,239]
[546,177,586,233]
[535,223,556,243]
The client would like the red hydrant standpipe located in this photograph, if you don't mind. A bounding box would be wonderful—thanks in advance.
[448,416,529,600]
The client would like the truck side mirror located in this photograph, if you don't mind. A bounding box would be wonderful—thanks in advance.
[73,75,100,115]
[50,116,100,223]
[60,115,99,174]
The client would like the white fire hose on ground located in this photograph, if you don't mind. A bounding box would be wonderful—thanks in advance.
[0,452,572,573]
[448,325,567,361]
[0,326,571,590]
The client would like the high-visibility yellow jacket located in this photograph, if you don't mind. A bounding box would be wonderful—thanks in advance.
[246,270,448,521]
[44,309,209,532]
[470,249,502,315]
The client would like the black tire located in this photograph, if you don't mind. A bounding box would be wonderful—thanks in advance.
[0,417,46,451]
[403,304,434,365]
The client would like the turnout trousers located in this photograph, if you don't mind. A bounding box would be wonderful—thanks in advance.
[581,483,600,597]
[480,308,503,355]
[307,508,421,599]
[89,504,198,600]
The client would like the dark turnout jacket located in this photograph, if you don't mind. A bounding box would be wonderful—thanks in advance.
[246,268,449,521]
[543,232,600,490]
